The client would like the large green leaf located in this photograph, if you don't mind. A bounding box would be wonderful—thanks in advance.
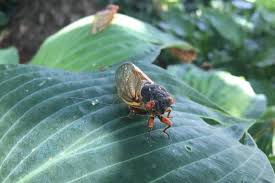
[31,14,194,72]
[0,63,273,183]
[202,8,244,47]
[167,64,267,119]
[0,47,19,65]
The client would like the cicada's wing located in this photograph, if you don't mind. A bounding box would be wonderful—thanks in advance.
[115,63,153,107]
[92,5,119,34]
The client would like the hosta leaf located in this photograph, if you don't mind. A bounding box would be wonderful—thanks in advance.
[167,64,267,119]
[0,63,273,183]
[0,47,19,65]
[203,8,244,47]
[31,14,194,72]
[249,106,275,156]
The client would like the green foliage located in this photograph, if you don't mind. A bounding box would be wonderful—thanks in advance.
[256,0,275,11]
[0,1,274,181]
[202,8,244,47]
[249,106,275,156]
[0,63,273,183]
[139,0,275,160]
[101,0,275,170]
[167,64,266,119]
[249,79,275,106]
[0,47,19,64]
[154,1,274,72]
[269,156,275,170]
[32,14,194,72]
[0,0,17,30]
[0,11,8,27]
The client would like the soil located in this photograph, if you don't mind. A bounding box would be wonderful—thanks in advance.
[0,0,102,63]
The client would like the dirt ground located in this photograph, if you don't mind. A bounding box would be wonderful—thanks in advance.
[1,0,102,63]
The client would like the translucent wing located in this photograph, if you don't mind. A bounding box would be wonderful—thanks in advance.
[92,5,119,34]
[115,63,153,107]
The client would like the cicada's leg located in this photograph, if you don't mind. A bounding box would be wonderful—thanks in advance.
[147,115,155,129]
[147,115,155,143]
[166,107,172,118]
[158,115,173,138]
[127,107,136,118]
[128,106,148,117]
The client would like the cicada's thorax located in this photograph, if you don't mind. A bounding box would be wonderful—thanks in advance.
[140,83,173,115]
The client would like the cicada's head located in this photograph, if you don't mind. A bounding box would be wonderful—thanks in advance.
[141,84,175,115]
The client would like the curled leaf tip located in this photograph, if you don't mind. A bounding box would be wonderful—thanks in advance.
[170,48,197,63]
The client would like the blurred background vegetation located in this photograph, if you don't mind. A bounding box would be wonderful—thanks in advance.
[0,0,274,169]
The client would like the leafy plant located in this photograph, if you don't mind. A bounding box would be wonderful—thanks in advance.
[0,47,19,64]
[167,64,266,119]
[32,14,194,72]
[0,0,17,31]
[0,63,273,182]
[256,0,275,11]
[0,11,8,27]
[139,0,275,163]
[0,3,274,182]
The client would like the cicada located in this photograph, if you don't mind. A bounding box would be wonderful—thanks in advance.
[91,4,119,34]
[115,63,175,136]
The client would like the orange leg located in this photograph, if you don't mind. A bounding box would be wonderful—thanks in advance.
[158,115,173,137]
[166,107,172,118]
[147,115,155,129]
[147,115,155,142]
[127,107,135,118]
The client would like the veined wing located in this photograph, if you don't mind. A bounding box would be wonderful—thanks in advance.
[115,63,153,107]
